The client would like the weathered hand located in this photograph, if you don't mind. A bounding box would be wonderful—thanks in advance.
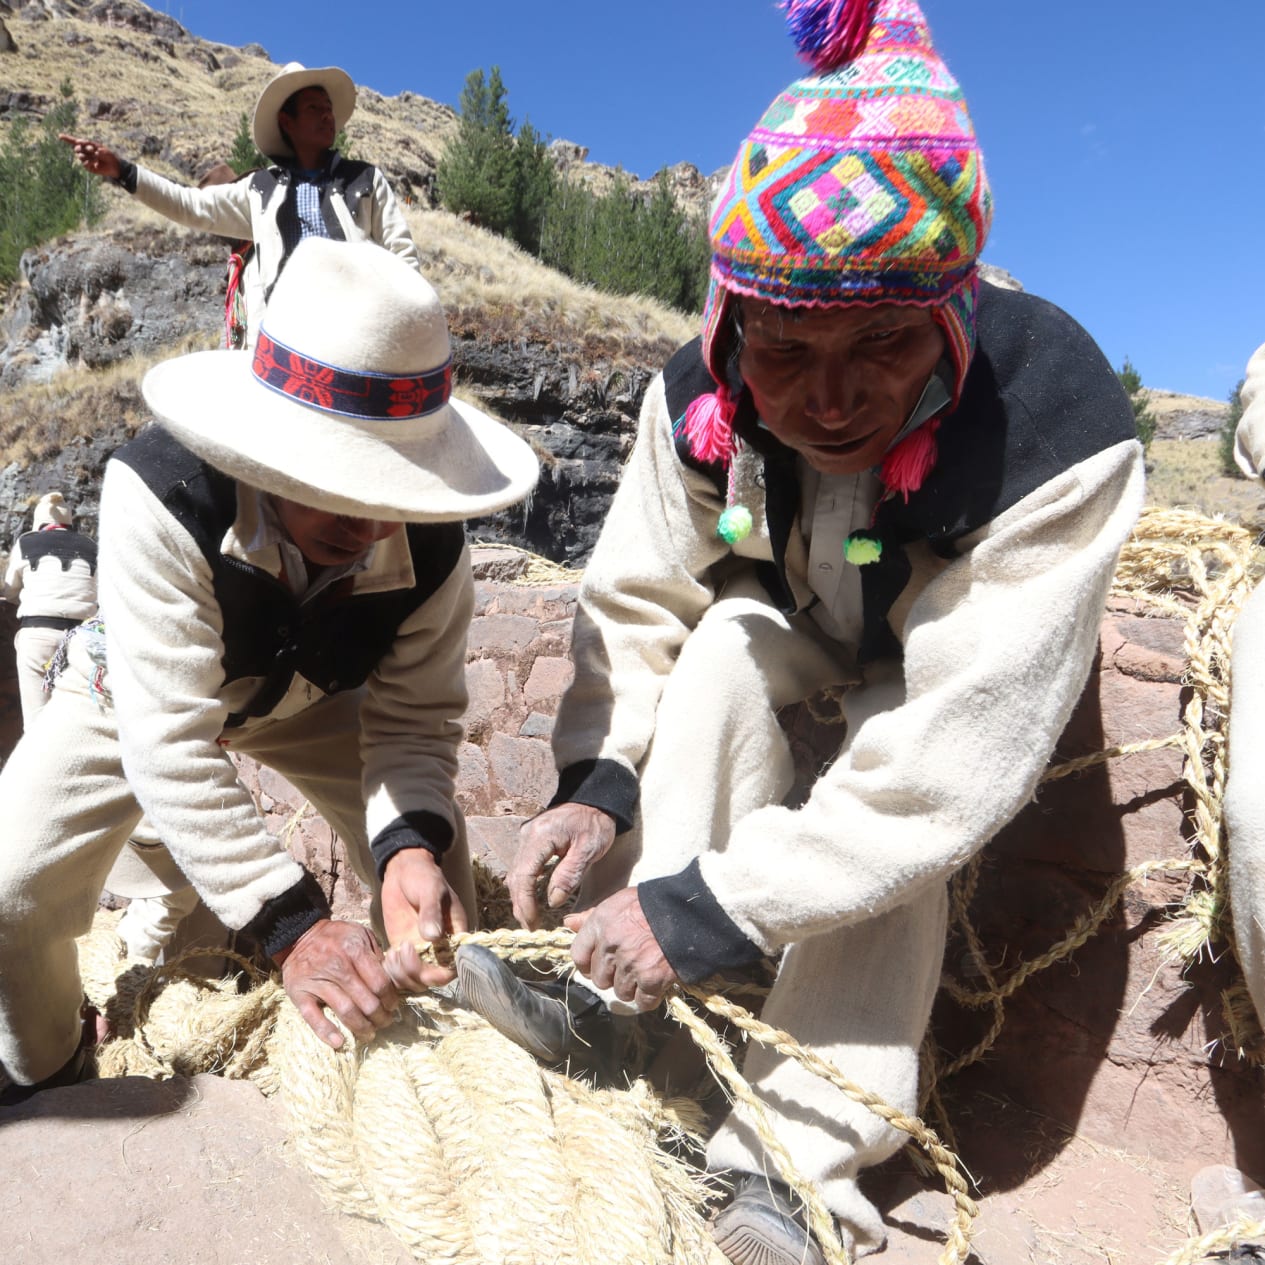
[509,803,616,930]
[58,133,121,181]
[567,887,678,1012]
[281,918,399,1049]
[380,848,469,992]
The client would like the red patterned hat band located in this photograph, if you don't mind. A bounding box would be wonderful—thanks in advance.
[251,330,452,421]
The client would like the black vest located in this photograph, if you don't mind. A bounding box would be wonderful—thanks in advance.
[18,528,97,574]
[113,426,465,727]
[250,158,376,302]
[664,282,1138,661]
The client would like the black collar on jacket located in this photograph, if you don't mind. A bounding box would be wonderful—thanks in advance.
[664,282,1138,661]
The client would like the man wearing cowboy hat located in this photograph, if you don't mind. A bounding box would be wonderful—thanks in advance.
[62,62,419,349]
[2,491,98,726]
[0,238,538,1103]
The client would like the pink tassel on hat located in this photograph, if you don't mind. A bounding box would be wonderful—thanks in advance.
[782,0,875,73]
[880,418,940,502]
[683,386,737,467]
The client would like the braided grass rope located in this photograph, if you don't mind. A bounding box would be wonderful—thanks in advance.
[925,507,1265,1265]
[71,507,1265,1265]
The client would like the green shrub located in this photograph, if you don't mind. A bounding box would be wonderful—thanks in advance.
[1116,356,1157,450]
[0,80,104,285]
[1219,378,1246,477]
[539,171,709,314]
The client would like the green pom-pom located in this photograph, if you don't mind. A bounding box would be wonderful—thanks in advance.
[717,505,753,544]
[843,532,883,566]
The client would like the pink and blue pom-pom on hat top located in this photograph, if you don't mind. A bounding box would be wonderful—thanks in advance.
[686,0,994,502]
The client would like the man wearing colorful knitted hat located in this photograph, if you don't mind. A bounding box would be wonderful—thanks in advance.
[458,1,1144,1259]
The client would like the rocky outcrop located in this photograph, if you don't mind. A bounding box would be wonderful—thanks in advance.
[0,230,649,564]
[2,226,225,385]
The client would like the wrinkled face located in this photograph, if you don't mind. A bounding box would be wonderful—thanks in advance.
[271,496,398,569]
[278,86,336,156]
[737,299,946,476]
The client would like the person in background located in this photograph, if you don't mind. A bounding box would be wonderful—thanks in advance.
[61,61,419,348]
[2,491,97,727]
[0,238,538,1105]
[454,1,1144,1260]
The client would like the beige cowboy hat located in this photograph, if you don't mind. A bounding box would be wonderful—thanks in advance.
[252,61,356,160]
[141,238,539,521]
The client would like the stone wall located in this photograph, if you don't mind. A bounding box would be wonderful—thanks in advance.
[231,551,578,920]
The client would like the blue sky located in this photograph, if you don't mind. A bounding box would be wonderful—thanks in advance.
[154,0,1263,401]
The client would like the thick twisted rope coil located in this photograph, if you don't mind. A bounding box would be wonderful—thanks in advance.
[73,507,1265,1265]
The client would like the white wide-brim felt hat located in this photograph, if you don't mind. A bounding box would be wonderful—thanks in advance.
[141,238,539,523]
[252,61,356,159]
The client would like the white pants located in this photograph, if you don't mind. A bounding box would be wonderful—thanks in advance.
[0,670,475,1086]
[1225,581,1265,1029]
[578,582,947,1257]
[12,625,65,727]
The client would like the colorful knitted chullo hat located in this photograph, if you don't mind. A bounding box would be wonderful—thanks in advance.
[686,0,993,512]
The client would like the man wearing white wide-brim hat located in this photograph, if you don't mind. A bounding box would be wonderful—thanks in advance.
[62,61,419,349]
[0,239,538,1103]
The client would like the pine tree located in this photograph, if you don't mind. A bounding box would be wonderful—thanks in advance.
[227,112,262,174]
[1116,357,1157,450]
[0,80,103,285]
[511,119,556,256]
[228,112,265,174]
[436,67,517,235]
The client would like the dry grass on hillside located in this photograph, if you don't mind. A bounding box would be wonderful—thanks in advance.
[0,3,455,189]
[1146,438,1265,535]
[406,206,697,359]
[0,333,210,466]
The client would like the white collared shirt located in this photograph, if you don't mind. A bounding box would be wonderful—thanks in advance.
[799,461,881,646]
[236,487,375,602]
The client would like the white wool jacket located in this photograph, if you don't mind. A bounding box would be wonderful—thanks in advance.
[2,527,98,623]
[550,284,1146,978]
[1234,341,1265,478]
[126,154,420,347]
[96,427,470,954]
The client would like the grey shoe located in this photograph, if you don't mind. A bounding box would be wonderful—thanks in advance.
[713,1172,827,1265]
[455,944,621,1073]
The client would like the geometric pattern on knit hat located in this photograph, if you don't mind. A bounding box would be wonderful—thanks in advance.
[701,0,993,399]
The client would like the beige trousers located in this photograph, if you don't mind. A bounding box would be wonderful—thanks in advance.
[12,625,65,726]
[1225,581,1265,1029]
[0,669,475,1087]
[578,581,947,1257]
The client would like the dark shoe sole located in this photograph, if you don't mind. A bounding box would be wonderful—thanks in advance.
[713,1175,826,1265]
